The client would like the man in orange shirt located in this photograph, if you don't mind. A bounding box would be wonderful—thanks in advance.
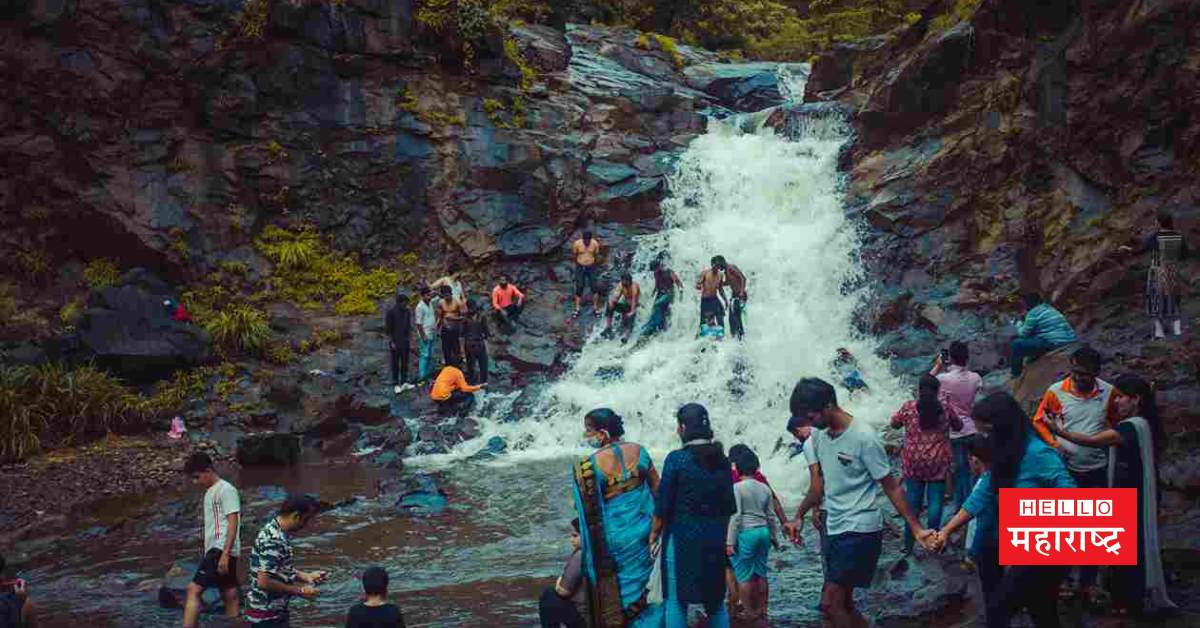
[491,275,526,333]
[429,364,485,413]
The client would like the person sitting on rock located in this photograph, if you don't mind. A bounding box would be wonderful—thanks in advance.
[537,519,586,628]
[1009,293,1078,378]
[603,272,639,341]
[461,303,490,386]
[490,275,525,334]
[429,364,484,414]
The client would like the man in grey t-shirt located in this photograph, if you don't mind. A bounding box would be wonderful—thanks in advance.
[786,378,935,628]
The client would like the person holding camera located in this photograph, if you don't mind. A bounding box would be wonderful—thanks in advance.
[182,452,242,627]
[0,553,35,628]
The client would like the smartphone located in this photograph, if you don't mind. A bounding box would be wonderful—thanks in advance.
[940,349,949,363]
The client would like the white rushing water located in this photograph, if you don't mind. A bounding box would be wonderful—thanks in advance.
[423,79,908,499]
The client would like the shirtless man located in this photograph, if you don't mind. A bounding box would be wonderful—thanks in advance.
[604,273,640,341]
[571,231,604,318]
[435,285,466,367]
[715,256,748,339]
[696,256,727,332]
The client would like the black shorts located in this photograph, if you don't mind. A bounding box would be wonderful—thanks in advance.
[193,548,240,591]
[700,296,724,321]
[823,530,882,588]
[574,265,597,297]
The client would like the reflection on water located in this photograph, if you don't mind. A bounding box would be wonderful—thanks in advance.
[27,455,833,626]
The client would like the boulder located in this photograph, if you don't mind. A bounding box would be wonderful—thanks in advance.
[683,62,808,111]
[236,433,301,466]
[157,560,222,613]
[1010,344,1077,416]
[395,474,448,516]
[76,270,212,381]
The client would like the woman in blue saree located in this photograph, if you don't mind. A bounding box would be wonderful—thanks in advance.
[572,408,663,627]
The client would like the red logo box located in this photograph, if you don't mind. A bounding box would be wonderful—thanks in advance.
[999,488,1137,566]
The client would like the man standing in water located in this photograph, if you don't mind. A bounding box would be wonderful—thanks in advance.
[786,378,936,628]
[642,256,683,336]
[603,272,640,342]
[246,494,327,626]
[696,256,727,333]
[716,256,748,339]
[570,230,604,318]
[182,452,241,628]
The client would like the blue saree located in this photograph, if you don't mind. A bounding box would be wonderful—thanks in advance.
[573,443,664,627]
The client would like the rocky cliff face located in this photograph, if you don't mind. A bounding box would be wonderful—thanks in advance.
[806,0,1199,426]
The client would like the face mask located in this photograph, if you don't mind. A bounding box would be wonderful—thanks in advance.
[586,436,606,449]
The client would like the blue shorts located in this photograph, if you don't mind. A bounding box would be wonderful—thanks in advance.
[823,530,882,588]
[732,527,771,582]
[574,265,597,297]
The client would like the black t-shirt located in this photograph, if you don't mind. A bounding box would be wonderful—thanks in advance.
[345,602,405,628]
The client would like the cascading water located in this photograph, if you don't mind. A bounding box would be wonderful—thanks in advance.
[435,72,907,499]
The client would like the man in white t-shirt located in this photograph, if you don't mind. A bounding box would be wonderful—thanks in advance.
[414,287,438,383]
[183,452,242,627]
[786,378,936,628]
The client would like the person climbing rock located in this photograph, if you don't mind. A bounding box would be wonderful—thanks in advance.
[1009,293,1078,378]
[697,257,727,332]
[570,230,604,318]
[429,364,484,414]
[182,452,242,628]
[642,256,682,337]
[715,257,747,340]
[246,494,327,627]
[1120,210,1190,339]
[603,273,640,341]
[462,303,490,385]
[436,285,466,368]
[491,275,526,334]
[385,291,414,394]
[414,288,437,384]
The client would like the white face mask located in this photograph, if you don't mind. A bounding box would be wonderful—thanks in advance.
[586,436,606,449]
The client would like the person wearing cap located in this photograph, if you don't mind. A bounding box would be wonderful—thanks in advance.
[490,275,525,334]
[786,378,937,628]
[385,290,414,395]
[182,452,241,628]
[570,230,604,318]
[571,408,661,627]
[246,494,327,626]
[345,566,405,627]
[651,403,737,628]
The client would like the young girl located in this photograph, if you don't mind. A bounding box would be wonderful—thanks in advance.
[890,374,964,556]
[726,444,780,626]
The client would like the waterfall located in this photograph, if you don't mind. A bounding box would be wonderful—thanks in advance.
[421,71,907,498]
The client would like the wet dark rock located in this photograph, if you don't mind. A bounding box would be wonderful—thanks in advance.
[236,433,301,466]
[467,435,507,461]
[75,270,212,382]
[683,62,807,112]
[157,560,222,613]
[253,485,289,504]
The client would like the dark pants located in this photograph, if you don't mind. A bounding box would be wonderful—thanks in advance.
[1010,336,1053,377]
[975,541,1004,616]
[389,340,410,385]
[699,297,724,329]
[1069,467,1108,590]
[729,297,745,339]
[986,565,1066,628]
[441,324,462,367]
[436,390,475,415]
[493,303,523,331]
[465,343,488,385]
[538,588,583,628]
[951,436,978,508]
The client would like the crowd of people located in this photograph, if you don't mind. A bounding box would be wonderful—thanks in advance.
[547,334,1177,627]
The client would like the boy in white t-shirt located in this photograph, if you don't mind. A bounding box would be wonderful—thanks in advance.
[183,452,242,627]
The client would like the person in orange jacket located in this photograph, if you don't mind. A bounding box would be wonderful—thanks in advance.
[429,365,485,412]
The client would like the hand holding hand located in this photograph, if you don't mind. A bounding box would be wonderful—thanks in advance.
[915,528,938,552]
[299,585,319,598]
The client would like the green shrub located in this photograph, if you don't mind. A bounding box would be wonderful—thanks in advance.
[0,364,145,462]
[83,258,120,289]
[203,305,271,354]
[59,298,84,328]
[929,0,982,32]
